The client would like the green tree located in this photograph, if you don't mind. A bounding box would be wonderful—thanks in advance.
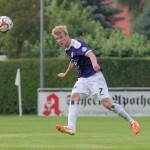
[0,0,149,58]
[44,0,150,58]
[0,0,40,57]
[81,0,123,29]
[133,1,150,39]
[0,0,109,57]
[44,0,109,57]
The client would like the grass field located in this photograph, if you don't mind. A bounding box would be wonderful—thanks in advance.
[0,115,149,150]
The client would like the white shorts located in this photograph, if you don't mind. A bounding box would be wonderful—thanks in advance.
[71,72,110,101]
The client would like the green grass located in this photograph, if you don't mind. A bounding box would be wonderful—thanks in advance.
[0,116,149,150]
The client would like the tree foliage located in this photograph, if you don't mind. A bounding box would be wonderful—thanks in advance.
[0,0,149,58]
[44,0,108,57]
[42,0,150,58]
[133,1,150,40]
[81,0,124,29]
[0,0,40,57]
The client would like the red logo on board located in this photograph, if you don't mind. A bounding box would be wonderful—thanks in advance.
[42,93,61,116]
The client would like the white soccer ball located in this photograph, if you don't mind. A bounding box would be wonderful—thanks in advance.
[0,16,13,33]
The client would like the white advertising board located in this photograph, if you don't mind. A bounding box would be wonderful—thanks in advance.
[38,88,150,116]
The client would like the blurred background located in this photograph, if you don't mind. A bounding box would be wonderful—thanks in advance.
[0,0,150,58]
[0,0,150,114]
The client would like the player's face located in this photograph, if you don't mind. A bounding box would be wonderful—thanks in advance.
[54,32,70,48]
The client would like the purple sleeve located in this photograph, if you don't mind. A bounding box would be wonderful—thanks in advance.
[77,39,91,55]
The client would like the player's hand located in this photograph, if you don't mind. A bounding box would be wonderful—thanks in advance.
[93,64,100,72]
[57,73,66,78]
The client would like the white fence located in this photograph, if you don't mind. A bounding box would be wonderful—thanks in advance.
[37,87,150,116]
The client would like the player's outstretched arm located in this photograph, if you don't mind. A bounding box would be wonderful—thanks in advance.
[87,51,100,72]
[57,61,74,79]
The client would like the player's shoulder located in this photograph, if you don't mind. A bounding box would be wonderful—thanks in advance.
[66,39,88,51]
[71,39,82,49]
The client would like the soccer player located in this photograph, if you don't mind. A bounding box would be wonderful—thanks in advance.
[51,25,140,135]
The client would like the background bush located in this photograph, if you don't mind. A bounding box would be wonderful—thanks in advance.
[0,58,150,114]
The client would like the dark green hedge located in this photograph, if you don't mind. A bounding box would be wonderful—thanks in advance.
[0,58,150,114]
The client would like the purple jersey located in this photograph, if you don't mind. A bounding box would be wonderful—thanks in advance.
[65,39,101,78]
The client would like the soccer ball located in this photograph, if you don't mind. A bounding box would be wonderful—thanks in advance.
[0,16,13,34]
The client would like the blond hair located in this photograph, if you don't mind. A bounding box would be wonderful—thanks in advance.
[52,25,69,36]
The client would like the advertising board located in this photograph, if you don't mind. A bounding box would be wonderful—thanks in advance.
[38,88,150,116]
